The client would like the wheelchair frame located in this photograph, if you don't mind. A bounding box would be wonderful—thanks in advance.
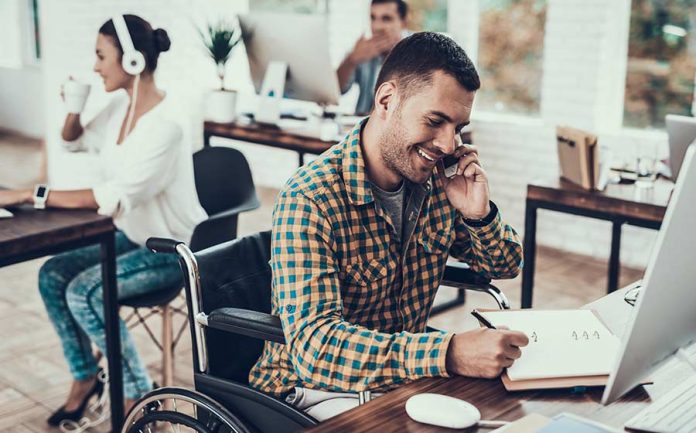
[121,236,511,433]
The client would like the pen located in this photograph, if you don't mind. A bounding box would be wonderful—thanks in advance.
[471,309,497,329]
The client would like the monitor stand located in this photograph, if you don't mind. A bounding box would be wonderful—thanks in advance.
[256,60,287,125]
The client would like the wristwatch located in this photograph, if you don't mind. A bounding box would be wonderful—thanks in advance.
[463,201,498,227]
[33,184,50,209]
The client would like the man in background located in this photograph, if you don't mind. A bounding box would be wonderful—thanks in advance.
[337,0,408,115]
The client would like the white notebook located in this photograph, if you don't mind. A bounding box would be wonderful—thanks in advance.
[480,310,620,381]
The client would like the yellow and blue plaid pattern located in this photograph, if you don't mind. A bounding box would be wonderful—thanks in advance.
[249,119,523,397]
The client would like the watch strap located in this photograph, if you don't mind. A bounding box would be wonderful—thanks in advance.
[463,201,498,227]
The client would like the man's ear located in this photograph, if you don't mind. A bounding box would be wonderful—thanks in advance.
[373,81,397,120]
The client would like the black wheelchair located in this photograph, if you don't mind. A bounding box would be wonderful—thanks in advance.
[121,231,510,433]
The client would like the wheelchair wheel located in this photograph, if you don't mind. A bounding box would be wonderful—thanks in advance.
[122,387,252,433]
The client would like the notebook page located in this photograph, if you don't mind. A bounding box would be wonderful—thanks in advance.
[482,310,620,381]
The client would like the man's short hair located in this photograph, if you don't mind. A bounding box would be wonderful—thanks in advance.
[374,32,481,102]
[371,0,408,20]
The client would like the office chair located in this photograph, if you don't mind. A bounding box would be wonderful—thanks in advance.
[119,146,260,387]
[120,231,510,433]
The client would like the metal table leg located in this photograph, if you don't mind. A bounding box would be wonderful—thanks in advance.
[101,231,124,432]
[521,200,538,308]
[608,222,623,293]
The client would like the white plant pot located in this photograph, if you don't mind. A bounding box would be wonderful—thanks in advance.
[205,89,237,123]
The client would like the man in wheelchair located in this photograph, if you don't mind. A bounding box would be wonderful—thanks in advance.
[249,32,529,421]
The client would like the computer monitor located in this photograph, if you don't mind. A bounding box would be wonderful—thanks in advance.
[238,12,340,105]
[665,114,696,181]
[601,145,696,405]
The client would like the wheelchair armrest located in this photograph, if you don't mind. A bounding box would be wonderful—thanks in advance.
[442,261,491,286]
[208,308,286,344]
[441,261,511,310]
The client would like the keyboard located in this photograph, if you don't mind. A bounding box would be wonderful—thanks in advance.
[625,375,696,433]
[680,341,696,368]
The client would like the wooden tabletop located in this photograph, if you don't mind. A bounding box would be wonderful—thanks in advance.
[527,177,671,223]
[305,287,682,432]
[0,206,114,265]
[204,120,338,155]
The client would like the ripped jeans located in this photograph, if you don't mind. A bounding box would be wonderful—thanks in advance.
[38,231,181,399]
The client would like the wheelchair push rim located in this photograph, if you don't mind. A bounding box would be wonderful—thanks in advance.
[122,387,251,433]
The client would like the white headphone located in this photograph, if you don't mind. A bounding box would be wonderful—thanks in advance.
[111,14,144,139]
[112,15,145,75]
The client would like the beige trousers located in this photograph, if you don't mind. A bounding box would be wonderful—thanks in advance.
[285,387,383,421]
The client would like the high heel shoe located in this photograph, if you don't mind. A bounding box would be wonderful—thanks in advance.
[47,373,105,426]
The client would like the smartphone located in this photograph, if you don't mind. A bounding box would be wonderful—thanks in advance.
[443,154,459,178]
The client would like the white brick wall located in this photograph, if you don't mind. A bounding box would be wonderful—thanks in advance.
[541,0,631,131]
[32,0,664,268]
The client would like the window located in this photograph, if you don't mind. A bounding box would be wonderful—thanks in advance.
[476,0,547,115]
[28,0,40,62]
[624,0,696,129]
[409,0,448,32]
[249,0,327,14]
[0,0,40,68]
[0,0,23,68]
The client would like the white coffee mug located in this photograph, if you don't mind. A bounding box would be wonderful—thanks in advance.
[63,80,91,114]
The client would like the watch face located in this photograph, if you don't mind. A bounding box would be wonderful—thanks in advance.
[36,186,47,197]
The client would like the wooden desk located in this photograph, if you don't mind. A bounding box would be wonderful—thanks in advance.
[0,207,125,432]
[203,120,337,165]
[305,286,687,432]
[521,178,671,308]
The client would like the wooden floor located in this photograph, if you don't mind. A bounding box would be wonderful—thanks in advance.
[0,134,644,432]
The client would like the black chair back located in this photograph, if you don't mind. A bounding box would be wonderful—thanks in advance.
[194,146,258,217]
[122,147,259,306]
[196,230,273,383]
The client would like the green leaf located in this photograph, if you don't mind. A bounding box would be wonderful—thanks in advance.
[199,20,241,66]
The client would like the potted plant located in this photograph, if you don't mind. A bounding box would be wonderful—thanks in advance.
[200,20,241,123]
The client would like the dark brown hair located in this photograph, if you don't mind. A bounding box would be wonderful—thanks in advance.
[375,31,481,100]
[99,14,171,73]
[371,0,408,19]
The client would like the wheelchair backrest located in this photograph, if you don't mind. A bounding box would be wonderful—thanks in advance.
[195,230,273,384]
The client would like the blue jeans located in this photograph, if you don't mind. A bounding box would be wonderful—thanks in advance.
[38,231,181,399]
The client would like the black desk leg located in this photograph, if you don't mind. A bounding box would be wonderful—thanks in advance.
[608,222,623,293]
[521,200,537,308]
[101,232,124,432]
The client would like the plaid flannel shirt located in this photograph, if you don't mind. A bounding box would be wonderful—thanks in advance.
[249,119,523,397]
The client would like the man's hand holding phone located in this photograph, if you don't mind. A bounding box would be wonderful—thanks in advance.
[439,134,491,220]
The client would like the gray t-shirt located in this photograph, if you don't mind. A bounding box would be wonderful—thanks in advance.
[371,181,406,243]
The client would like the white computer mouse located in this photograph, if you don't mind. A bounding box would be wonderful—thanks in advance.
[405,393,481,429]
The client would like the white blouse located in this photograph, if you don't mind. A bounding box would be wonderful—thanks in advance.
[63,92,207,246]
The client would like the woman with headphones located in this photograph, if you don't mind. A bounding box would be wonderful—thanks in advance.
[0,15,206,425]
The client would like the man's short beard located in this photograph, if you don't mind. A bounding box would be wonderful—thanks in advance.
[378,106,429,184]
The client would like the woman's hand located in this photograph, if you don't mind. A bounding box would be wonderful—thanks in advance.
[0,189,32,208]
